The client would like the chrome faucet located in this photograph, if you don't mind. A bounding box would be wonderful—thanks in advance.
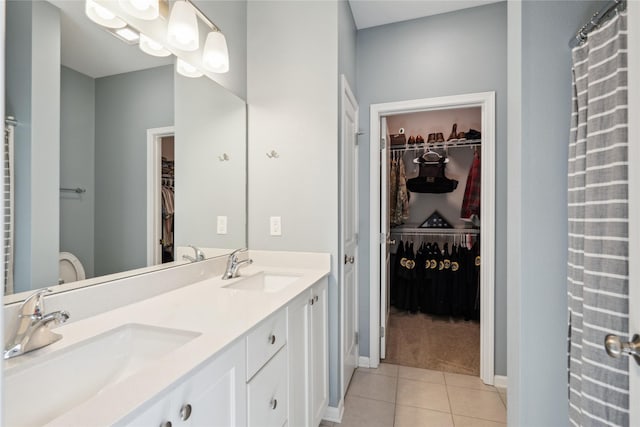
[182,245,205,263]
[222,248,253,280]
[4,289,70,359]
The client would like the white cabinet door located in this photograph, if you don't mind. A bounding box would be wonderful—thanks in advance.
[310,279,328,427]
[118,339,247,427]
[287,291,311,427]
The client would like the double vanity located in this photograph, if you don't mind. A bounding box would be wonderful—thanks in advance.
[3,251,330,427]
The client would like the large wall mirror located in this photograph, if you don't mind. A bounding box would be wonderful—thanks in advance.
[4,0,247,301]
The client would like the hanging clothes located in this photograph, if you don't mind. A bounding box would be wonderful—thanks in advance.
[393,155,410,225]
[406,158,458,194]
[461,149,481,219]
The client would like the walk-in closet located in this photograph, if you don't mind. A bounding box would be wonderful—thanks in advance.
[385,106,483,376]
[161,136,175,263]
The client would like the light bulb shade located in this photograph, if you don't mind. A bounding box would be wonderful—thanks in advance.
[167,1,199,51]
[177,58,203,78]
[202,31,229,73]
[119,0,159,20]
[139,34,171,57]
[85,0,126,28]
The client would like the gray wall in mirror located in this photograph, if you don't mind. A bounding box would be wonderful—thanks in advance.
[4,0,248,299]
[94,65,174,277]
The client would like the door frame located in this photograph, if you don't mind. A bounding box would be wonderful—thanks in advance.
[628,2,639,424]
[368,92,496,385]
[339,74,359,401]
[146,126,175,266]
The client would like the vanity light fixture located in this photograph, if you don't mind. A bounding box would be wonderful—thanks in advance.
[139,34,171,57]
[167,0,199,51]
[119,0,159,20]
[202,31,229,73]
[85,0,126,29]
[176,58,203,78]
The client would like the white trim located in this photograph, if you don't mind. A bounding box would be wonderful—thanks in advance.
[323,400,344,423]
[369,91,496,384]
[146,126,174,267]
[494,375,508,389]
[627,3,640,425]
[358,356,370,368]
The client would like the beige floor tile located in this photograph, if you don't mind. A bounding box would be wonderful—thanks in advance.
[319,421,335,427]
[396,378,450,413]
[498,391,507,407]
[448,386,506,423]
[399,366,446,384]
[347,371,397,403]
[335,395,395,427]
[444,372,496,391]
[395,405,454,427]
[453,415,506,427]
[357,362,399,378]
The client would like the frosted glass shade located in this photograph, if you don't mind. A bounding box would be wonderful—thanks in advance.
[167,1,199,51]
[177,59,203,78]
[119,0,159,20]
[85,0,126,28]
[139,34,171,57]
[202,31,229,74]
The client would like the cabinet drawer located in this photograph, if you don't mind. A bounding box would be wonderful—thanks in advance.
[247,347,288,427]
[246,310,286,379]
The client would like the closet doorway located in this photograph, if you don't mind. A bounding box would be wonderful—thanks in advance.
[369,92,496,385]
[146,126,176,266]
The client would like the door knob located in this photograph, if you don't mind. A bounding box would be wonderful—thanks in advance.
[604,334,640,365]
[387,239,396,245]
[344,255,355,264]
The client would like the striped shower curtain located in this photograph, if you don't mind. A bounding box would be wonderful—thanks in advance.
[567,11,629,427]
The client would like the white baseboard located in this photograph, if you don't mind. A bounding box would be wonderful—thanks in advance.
[323,400,344,423]
[358,356,370,368]
[494,375,508,389]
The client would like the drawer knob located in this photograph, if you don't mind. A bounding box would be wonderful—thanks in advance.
[269,334,276,345]
[160,422,172,427]
[270,398,278,410]
[180,403,192,421]
[314,295,319,303]
[310,298,315,306]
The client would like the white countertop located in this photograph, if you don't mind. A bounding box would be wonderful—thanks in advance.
[3,251,330,427]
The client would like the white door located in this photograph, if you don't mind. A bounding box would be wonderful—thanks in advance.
[340,76,358,396]
[379,117,391,359]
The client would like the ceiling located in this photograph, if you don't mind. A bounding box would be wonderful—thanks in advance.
[49,0,173,79]
[348,0,503,30]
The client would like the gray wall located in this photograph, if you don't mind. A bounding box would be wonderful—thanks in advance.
[6,1,60,293]
[247,0,341,406]
[356,2,508,375]
[194,0,247,100]
[174,73,246,250]
[60,66,95,279]
[94,65,174,277]
[339,0,357,94]
[507,1,606,425]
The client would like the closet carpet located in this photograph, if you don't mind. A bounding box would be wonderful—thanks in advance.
[384,307,480,376]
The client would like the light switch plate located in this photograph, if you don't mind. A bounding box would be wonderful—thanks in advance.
[270,216,282,236]
[217,216,228,234]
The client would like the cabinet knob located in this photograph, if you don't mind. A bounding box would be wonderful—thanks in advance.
[180,403,192,421]
[270,398,278,410]
[314,295,319,303]
[310,298,315,305]
[160,422,172,427]
[268,334,276,345]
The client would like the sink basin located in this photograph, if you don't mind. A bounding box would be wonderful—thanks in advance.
[3,323,200,427]
[223,272,301,293]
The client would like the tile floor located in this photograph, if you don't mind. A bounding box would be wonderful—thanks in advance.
[321,363,507,427]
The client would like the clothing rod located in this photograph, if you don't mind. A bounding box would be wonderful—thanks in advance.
[389,139,481,152]
[60,187,86,194]
[569,0,626,47]
[5,116,17,126]
[390,228,479,235]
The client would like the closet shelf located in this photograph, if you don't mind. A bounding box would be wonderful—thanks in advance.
[390,227,480,235]
[389,138,481,152]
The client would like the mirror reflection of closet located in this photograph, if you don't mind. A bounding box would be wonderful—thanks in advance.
[161,136,175,263]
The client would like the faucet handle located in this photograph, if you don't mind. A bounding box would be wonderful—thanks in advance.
[19,288,53,318]
[229,248,248,259]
